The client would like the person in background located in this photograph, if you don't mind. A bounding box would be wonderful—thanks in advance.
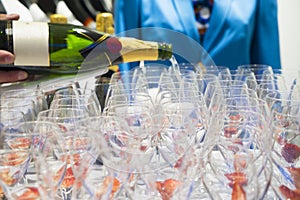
[0,13,28,83]
[113,0,281,70]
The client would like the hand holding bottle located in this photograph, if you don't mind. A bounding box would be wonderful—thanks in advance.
[0,14,28,83]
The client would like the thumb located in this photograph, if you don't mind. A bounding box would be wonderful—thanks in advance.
[0,50,15,64]
[0,70,28,83]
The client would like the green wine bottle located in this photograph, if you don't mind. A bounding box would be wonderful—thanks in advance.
[0,20,172,75]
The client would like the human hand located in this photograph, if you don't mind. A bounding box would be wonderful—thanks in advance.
[0,13,20,20]
[0,14,28,83]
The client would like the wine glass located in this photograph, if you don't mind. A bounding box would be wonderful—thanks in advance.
[269,118,300,199]
[67,125,100,199]
[150,110,199,175]
[53,87,99,101]
[1,88,48,115]
[229,71,258,91]
[208,87,258,115]
[99,80,150,111]
[110,68,146,86]
[39,80,82,108]
[265,91,300,117]
[193,73,219,96]
[134,64,173,106]
[15,121,68,200]
[202,110,272,199]
[236,64,274,84]
[0,122,36,199]
[37,108,88,133]
[0,120,68,199]
[204,65,231,81]
[36,108,89,198]
[203,79,249,109]
[256,77,288,100]
[98,111,198,199]
[104,104,157,171]
[52,87,101,113]
[49,96,101,116]
[167,63,198,84]
[72,163,120,199]
[0,107,36,131]
[95,114,156,199]
[0,99,38,125]
[104,92,154,114]
[140,142,201,200]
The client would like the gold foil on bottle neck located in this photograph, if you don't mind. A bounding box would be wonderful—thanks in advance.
[118,37,159,63]
[50,14,68,24]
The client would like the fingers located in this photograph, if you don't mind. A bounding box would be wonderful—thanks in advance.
[0,50,15,64]
[0,13,20,20]
[0,70,28,83]
[0,52,28,83]
[0,13,24,83]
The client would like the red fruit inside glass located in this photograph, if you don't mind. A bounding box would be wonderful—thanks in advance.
[279,185,300,200]
[281,143,300,163]
[231,182,246,200]
[155,178,181,200]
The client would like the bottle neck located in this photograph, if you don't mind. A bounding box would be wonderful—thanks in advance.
[113,38,172,64]
[80,35,172,66]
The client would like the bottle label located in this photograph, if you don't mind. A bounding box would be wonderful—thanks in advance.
[13,21,49,66]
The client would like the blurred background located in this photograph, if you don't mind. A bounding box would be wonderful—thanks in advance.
[277,0,300,70]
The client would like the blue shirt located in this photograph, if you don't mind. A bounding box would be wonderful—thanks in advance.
[114,0,281,70]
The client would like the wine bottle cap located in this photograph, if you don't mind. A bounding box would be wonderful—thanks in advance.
[50,14,68,24]
[96,12,114,34]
